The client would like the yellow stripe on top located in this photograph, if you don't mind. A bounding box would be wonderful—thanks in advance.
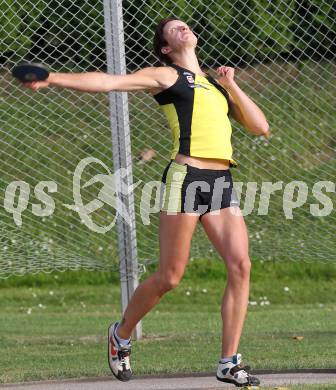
[153,64,237,166]
[190,75,234,162]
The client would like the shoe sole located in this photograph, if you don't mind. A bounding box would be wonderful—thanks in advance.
[216,375,260,388]
[107,323,132,382]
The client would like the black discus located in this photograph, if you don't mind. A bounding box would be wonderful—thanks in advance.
[12,62,49,82]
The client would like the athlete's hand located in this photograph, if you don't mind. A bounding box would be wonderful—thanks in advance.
[216,66,235,88]
[20,79,50,92]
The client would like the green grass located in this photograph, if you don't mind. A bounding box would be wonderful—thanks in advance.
[0,260,335,384]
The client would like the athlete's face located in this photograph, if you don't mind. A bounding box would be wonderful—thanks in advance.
[161,20,197,57]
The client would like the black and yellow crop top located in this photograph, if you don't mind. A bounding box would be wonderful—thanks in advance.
[153,64,237,166]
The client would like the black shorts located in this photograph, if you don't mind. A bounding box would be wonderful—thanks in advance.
[160,161,239,218]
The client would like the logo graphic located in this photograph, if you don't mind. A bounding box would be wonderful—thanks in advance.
[189,84,210,89]
[63,157,141,233]
[186,75,195,83]
[2,155,334,231]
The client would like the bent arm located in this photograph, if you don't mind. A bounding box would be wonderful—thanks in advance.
[23,67,163,93]
[225,82,270,137]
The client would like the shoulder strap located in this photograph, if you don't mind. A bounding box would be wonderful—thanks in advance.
[207,75,230,99]
[206,75,231,115]
[169,63,180,70]
[169,63,195,76]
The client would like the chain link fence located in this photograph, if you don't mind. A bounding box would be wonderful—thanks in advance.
[0,0,335,278]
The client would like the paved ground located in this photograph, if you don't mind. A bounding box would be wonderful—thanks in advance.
[1,373,335,390]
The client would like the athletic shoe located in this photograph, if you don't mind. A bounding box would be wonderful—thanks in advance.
[108,322,132,381]
[216,353,260,387]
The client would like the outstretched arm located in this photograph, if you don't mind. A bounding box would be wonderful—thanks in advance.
[216,66,270,138]
[21,67,164,93]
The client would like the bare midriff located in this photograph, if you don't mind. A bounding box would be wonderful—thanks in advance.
[174,153,231,170]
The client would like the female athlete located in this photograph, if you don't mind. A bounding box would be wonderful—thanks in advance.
[22,18,269,387]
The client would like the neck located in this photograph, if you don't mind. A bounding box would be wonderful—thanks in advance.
[170,49,203,75]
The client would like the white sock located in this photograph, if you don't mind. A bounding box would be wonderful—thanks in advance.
[220,355,235,364]
[115,324,131,346]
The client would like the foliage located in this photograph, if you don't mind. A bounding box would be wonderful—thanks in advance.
[1,0,335,68]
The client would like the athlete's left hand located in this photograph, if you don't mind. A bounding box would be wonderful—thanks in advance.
[216,66,235,88]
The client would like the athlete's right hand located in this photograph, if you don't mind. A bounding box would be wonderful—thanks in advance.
[21,79,50,91]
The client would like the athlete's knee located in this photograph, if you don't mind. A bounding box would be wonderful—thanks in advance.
[155,269,183,294]
[226,256,251,280]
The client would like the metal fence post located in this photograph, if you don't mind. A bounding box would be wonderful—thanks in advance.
[103,0,142,340]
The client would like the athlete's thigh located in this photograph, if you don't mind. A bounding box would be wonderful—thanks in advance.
[200,207,248,264]
[158,211,199,274]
